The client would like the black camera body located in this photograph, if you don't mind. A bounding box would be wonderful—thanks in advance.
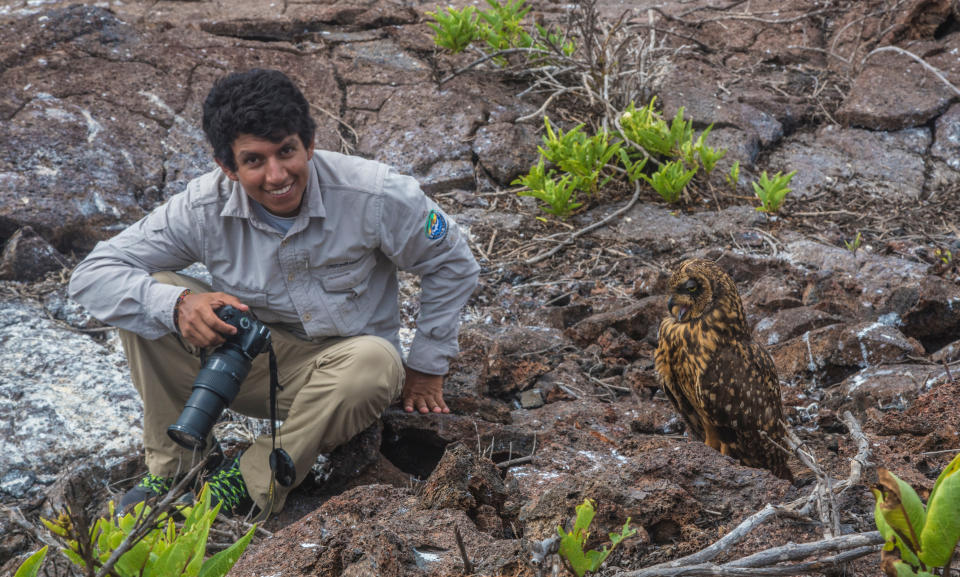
[167,306,271,451]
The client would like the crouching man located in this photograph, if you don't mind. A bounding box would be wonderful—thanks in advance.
[69,69,479,519]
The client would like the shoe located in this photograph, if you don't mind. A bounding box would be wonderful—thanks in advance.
[205,457,254,516]
[118,473,174,513]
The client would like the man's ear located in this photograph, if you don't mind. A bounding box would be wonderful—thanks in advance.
[215,158,239,181]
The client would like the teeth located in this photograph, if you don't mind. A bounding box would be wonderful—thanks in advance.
[267,184,292,196]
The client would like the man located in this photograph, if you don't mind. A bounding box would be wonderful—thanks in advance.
[69,69,480,518]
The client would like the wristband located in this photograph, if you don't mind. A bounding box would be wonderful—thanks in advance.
[173,289,192,332]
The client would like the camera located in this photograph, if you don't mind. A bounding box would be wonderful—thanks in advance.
[167,305,271,450]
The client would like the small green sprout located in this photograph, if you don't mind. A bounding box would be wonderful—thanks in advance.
[845,232,863,254]
[752,169,797,213]
[726,160,741,189]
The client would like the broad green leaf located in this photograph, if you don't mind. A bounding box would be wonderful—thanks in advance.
[876,468,926,555]
[198,524,257,577]
[918,454,960,567]
[926,452,960,507]
[13,546,47,577]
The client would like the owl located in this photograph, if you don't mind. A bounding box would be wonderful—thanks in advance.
[654,258,793,481]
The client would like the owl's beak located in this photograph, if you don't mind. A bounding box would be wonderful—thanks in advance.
[667,296,689,322]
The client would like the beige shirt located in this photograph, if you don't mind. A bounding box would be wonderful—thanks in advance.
[69,150,480,375]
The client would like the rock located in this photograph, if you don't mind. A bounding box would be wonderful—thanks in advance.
[927,103,960,193]
[771,320,925,385]
[230,484,524,577]
[0,226,70,281]
[473,122,541,186]
[743,274,804,311]
[837,47,955,130]
[418,443,508,536]
[519,388,545,409]
[752,306,841,347]
[768,124,930,200]
[828,364,951,414]
[332,39,431,85]
[355,86,487,177]
[566,295,662,346]
[419,159,475,194]
[0,298,141,506]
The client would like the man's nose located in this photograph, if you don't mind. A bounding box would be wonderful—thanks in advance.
[265,156,285,183]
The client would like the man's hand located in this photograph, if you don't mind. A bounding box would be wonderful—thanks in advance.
[176,291,249,348]
[402,367,449,414]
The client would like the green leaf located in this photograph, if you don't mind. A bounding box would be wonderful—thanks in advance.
[198,524,257,577]
[918,453,960,567]
[13,546,47,577]
[876,468,927,555]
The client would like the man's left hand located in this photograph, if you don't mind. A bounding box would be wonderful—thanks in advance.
[402,367,449,414]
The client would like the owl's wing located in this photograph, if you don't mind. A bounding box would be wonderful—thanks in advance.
[698,340,784,434]
[655,322,706,441]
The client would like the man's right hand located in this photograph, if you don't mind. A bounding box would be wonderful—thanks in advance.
[175,291,249,348]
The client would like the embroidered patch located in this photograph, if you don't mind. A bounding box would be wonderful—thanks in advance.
[424,209,448,241]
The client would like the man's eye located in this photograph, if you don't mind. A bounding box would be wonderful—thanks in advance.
[280,145,295,155]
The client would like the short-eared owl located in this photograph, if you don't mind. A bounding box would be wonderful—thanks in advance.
[654,259,793,481]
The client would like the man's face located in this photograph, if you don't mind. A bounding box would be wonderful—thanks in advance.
[218,133,315,218]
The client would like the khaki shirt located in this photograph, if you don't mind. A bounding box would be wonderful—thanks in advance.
[69,150,480,375]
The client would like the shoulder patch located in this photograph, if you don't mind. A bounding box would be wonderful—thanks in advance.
[424,209,448,241]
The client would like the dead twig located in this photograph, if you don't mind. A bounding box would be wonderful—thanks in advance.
[454,525,473,574]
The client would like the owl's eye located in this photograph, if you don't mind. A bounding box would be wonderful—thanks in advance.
[683,279,699,293]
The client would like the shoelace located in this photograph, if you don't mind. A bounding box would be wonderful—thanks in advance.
[208,460,247,511]
[138,473,173,495]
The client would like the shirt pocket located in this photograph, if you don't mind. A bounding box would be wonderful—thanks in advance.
[319,251,377,297]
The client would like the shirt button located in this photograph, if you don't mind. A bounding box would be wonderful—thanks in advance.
[281,240,287,247]
[303,313,312,321]
[287,273,295,281]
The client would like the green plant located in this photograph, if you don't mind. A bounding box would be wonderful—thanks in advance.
[478,0,532,56]
[639,159,697,203]
[425,5,479,53]
[517,171,583,219]
[872,452,960,577]
[557,499,637,577]
[693,126,726,174]
[845,232,863,254]
[726,160,741,189]
[28,487,255,577]
[935,247,952,265]
[14,546,48,577]
[538,117,620,195]
[618,99,693,158]
[752,169,797,213]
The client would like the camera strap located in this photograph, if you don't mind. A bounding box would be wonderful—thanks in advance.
[254,343,297,524]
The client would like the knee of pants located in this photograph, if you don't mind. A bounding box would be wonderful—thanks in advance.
[316,336,402,407]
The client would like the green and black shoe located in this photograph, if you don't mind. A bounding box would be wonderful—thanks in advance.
[205,457,254,517]
[118,473,174,513]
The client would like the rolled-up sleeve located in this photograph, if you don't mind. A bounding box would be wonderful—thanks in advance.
[378,170,480,375]
[68,191,203,339]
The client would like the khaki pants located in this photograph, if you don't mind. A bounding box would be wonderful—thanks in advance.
[119,272,404,513]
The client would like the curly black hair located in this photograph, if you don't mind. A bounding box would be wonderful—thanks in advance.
[202,69,317,172]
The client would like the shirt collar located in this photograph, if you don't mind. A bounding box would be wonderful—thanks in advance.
[219,153,326,220]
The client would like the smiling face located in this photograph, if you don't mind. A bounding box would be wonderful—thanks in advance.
[217,133,315,218]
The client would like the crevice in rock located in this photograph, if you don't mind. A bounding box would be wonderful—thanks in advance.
[380,424,447,480]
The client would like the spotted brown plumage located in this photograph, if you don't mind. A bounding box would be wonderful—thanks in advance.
[654,258,793,481]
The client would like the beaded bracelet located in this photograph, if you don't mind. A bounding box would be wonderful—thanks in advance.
[172,289,192,332]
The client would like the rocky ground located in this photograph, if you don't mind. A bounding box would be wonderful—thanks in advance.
[2,0,960,575]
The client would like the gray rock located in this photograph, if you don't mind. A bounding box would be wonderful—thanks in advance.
[837,47,956,130]
[473,123,541,186]
[831,364,951,414]
[768,124,930,200]
[0,296,141,504]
